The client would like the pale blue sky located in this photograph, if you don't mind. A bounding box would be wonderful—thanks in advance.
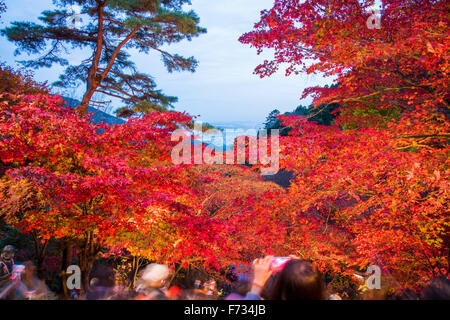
[0,0,332,124]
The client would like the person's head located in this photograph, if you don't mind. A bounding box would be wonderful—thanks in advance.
[1,245,16,261]
[90,264,116,288]
[204,279,217,294]
[260,273,279,300]
[231,280,250,296]
[140,263,170,288]
[270,259,326,300]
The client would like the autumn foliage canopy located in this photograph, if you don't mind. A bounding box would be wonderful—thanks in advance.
[0,0,448,296]
[240,0,449,290]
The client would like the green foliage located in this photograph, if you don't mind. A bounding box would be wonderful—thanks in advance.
[0,1,6,19]
[0,225,34,254]
[2,0,206,117]
[263,109,281,130]
[292,103,339,126]
[325,272,359,300]
[340,105,403,130]
[264,103,339,136]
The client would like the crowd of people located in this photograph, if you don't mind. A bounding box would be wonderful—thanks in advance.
[82,255,334,301]
[0,245,449,300]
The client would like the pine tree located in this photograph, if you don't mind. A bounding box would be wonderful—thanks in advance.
[264,109,281,130]
[2,0,206,117]
[0,1,6,19]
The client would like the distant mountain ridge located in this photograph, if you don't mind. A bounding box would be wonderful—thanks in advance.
[62,97,126,125]
[209,120,263,131]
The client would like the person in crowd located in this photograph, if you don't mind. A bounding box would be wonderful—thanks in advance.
[244,255,274,300]
[167,285,184,300]
[86,264,117,300]
[0,245,18,299]
[328,293,343,300]
[0,245,16,288]
[225,292,246,300]
[225,279,250,300]
[244,255,327,300]
[203,279,217,297]
[134,263,170,300]
[15,261,54,300]
[194,279,201,289]
[86,264,131,300]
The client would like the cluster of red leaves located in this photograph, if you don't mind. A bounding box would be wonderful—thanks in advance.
[277,115,448,289]
[188,165,289,268]
[240,0,449,119]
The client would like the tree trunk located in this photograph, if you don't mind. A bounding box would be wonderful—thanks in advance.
[31,232,48,280]
[78,4,105,117]
[79,255,95,295]
[129,256,143,289]
[79,89,95,116]
[60,241,74,300]
[78,231,100,296]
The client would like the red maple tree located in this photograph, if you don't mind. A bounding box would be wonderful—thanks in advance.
[241,0,449,291]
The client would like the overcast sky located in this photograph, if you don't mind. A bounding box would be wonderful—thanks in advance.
[0,0,332,124]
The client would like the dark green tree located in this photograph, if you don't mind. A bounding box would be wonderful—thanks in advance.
[264,109,281,130]
[0,1,5,18]
[294,103,339,126]
[263,102,340,136]
[2,0,206,117]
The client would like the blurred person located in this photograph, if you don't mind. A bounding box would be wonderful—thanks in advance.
[260,272,280,300]
[185,279,205,300]
[328,293,343,300]
[86,264,118,300]
[0,245,16,288]
[15,261,54,300]
[225,292,245,300]
[0,245,17,299]
[167,285,184,300]
[225,280,250,300]
[134,263,170,300]
[203,279,217,297]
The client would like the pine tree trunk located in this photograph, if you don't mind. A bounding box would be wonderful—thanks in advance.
[79,89,95,116]
[78,4,105,117]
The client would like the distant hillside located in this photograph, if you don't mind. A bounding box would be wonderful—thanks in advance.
[62,97,126,125]
[210,120,263,131]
